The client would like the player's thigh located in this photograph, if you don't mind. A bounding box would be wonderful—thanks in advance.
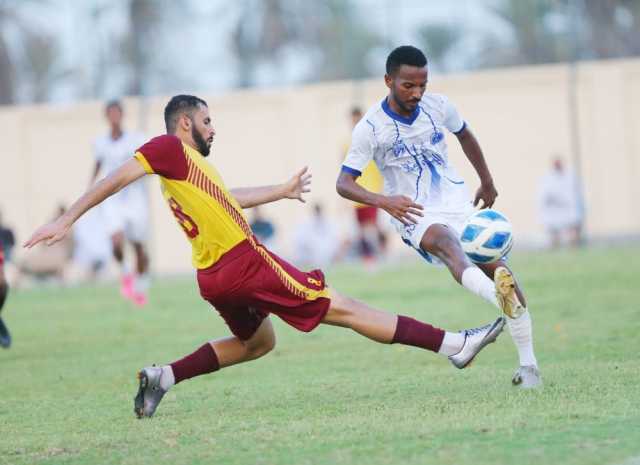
[420,223,467,260]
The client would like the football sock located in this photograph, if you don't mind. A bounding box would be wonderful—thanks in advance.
[392,315,445,352]
[169,342,220,384]
[438,331,466,356]
[461,266,499,308]
[506,310,537,367]
[134,273,150,295]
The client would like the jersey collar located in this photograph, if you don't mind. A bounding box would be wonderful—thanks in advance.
[381,97,420,125]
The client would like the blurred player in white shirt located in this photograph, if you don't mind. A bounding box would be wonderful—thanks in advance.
[538,157,584,248]
[337,46,541,388]
[91,100,150,306]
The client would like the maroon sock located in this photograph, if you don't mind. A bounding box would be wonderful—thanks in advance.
[392,315,445,352]
[170,343,220,384]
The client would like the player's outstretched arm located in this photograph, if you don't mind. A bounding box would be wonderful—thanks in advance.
[230,166,311,209]
[24,159,146,248]
[455,127,498,209]
[336,171,423,226]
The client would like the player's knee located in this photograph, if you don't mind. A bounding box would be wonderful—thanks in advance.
[247,333,276,359]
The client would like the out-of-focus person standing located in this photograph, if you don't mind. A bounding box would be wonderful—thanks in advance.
[341,107,387,265]
[91,100,150,306]
[293,203,340,270]
[537,157,584,248]
[0,209,15,263]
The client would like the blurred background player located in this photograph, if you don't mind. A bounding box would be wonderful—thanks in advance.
[537,157,584,249]
[337,46,541,388]
[293,203,341,269]
[342,107,387,265]
[91,100,150,306]
[0,239,11,348]
[249,206,276,249]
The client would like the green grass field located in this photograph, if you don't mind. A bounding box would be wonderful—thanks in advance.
[1,245,639,465]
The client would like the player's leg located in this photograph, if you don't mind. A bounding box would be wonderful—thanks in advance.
[0,261,11,348]
[134,311,276,418]
[130,240,150,306]
[420,224,500,308]
[321,288,504,368]
[476,261,541,387]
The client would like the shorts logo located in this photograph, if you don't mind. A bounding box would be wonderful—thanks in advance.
[307,277,322,287]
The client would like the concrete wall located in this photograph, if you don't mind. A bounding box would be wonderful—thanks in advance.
[1,58,639,273]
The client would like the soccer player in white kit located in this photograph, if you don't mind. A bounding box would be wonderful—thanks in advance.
[337,46,541,388]
[91,100,150,306]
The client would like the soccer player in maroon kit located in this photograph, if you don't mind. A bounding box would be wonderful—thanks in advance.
[25,95,505,418]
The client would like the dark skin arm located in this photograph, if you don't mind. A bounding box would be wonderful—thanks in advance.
[336,171,423,226]
[455,126,498,209]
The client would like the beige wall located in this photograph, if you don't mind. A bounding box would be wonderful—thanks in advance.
[1,58,639,273]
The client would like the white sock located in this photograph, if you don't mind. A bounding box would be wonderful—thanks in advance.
[461,266,499,308]
[506,310,537,367]
[438,331,465,356]
[160,365,175,390]
[134,273,151,294]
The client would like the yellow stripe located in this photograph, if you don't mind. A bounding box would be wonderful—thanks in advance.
[187,157,328,302]
[134,152,154,174]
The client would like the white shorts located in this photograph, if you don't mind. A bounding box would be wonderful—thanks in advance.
[102,191,149,243]
[395,202,475,265]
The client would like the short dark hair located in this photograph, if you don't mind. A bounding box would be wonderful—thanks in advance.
[164,94,208,134]
[105,99,122,113]
[386,46,428,75]
[350,106,363,117]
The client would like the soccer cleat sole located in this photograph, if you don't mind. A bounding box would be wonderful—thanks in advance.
[495,267,523,319]
[134,371,148,419]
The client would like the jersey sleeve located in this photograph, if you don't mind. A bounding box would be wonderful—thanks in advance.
[134,134,189,180]
[442,96,466,135]
[93,139,104,163]
[342,120,377,177]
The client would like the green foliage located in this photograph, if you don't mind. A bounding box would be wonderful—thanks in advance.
[1,245,639,465]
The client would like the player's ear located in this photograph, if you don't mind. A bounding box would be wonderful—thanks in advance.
[178,113,191,132]
[384,73,393,89]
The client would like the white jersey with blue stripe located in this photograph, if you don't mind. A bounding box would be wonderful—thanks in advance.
[343,93,472,215]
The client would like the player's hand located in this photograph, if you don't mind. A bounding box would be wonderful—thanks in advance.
[474,181,498,209]
[23,218,71,249]
[380,195,424,226]
[283,166,312,203]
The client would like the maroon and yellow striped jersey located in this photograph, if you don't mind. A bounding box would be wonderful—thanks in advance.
[134,135,252,269]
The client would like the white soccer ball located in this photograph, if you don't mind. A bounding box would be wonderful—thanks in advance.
[459,209,514,264]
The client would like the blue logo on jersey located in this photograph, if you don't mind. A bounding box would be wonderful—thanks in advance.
[430,131,444,145]
[392,139,405,157]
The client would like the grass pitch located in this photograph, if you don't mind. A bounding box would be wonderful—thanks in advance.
[1,245,639,465]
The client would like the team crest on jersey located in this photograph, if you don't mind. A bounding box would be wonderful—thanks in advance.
[392,139,406,157]
[430,131,444,145]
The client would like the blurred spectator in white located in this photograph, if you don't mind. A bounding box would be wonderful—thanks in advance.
[16,204,74,286]
[537,157,584,248]
[0,210,16,263]
[72,204,112,282]
[293,203,340,269]
[250,206,276,248]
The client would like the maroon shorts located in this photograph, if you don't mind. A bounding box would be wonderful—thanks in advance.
[355,206,378,225]
[197,239,331,340]
[0,243,4,267]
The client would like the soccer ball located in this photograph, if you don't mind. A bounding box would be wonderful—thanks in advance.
[459,209,514,264]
